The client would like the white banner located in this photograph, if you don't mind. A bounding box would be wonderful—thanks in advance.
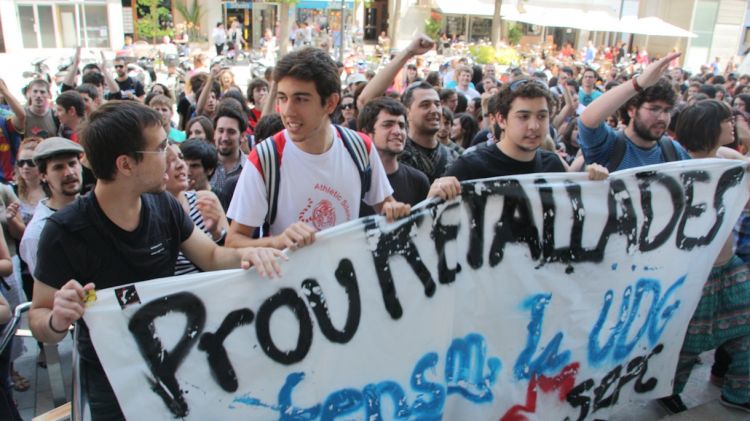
[84,159,748,420]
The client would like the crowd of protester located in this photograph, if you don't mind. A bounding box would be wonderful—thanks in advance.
[0,31,749,419]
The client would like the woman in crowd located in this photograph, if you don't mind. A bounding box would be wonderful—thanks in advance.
[451,113,479,150]
[186,115,215,144]
[164,145,229,275]
[666,99,750,412]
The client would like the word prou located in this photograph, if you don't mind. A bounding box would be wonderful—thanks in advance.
[232,333,501,420]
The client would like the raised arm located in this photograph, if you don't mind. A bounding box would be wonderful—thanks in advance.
[580,52,680,129]
[62,47,81,89]
[0,78,26,131]
[99,51,121,96]
[357,34,435,109]
[196,67,218,116]
[261,81,277,116]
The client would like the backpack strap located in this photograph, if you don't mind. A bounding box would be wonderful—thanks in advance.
[252,131,286,229]
[533,149,544,173]
[658,137,679,162]
[606,130,628,172]
[334,125,372,200]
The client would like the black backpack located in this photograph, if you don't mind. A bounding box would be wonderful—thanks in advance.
[605,130,679,172]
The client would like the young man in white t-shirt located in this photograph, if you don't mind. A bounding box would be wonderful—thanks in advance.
[226,48,411,250]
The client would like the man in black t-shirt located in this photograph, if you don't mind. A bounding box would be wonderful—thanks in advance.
[357,97,431,216]
[445,78,608,182]
[28,101,284,420]
[110,57,145,101]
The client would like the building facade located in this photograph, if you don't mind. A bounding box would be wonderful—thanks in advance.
[0,0,125,52]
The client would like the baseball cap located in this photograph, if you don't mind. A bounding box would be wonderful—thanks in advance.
[33,137,84,164]
[347,73,367,86]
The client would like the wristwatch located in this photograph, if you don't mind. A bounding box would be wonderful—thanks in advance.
[213,228,227,243]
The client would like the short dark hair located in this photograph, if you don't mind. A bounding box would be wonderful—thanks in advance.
[76,83,99,101]
[623,77,678,112]
[698,84,717,99]
[274,47,340,105]
[247,78,270,104]
[495,78,554,119]
[185,115,214,143]
[357,97,407,133]
[402,81,437,109]
[254,113,285,141]
[676,99,732,153]
[180,138,218,175]
[425,71,442,87]
[79,101,163,181]
[82,63,101,74]
[441,107,454,123]
[81,72,105,87]
[439,88,456,103]
[56,91,85,118]
[213,98,248,133]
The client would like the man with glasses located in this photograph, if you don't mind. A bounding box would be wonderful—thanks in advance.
[110,57,145,101]
[28,101,285,420]
[579,68,602,107]
[578,52,690,171]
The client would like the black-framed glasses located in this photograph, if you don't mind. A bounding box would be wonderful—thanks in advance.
[509,78,549,92]
[342,103,354,110]
[17,159,35,168]
[135,139,169,155]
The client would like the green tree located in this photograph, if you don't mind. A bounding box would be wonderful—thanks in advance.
[175,0,204,41]
[424,13,441,44]
[136,0,174,44]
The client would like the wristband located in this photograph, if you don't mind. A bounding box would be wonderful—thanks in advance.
[632,77,644,93]
[48,314,68,334]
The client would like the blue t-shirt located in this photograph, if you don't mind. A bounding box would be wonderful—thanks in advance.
[579,90,602,107]
[577,121,691,171]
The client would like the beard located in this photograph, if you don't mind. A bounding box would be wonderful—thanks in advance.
[632,116,664,142]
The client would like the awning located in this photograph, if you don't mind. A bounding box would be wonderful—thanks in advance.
[433,0,495,17]
[618,16,697,38]
[433,1,696,38]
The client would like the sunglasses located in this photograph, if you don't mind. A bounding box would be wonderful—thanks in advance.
[114,64,125,69]
[508,78,549,92]
[342,103,354,110]
[17,159,35,168]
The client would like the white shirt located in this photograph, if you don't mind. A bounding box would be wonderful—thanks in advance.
[19,200,56,276]
[228,126,393,235]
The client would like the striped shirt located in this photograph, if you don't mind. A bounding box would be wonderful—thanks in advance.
[174,191,209,276]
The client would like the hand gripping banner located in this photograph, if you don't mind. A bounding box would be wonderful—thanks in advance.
[84,159,749,420]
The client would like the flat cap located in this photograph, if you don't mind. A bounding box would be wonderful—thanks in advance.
[33,137,84,163]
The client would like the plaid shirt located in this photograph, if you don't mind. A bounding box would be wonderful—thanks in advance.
[734,208,750,264]
[210,151,246,193]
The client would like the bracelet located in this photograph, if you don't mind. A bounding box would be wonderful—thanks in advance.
[632,77,644,93]
[48,314,68,334]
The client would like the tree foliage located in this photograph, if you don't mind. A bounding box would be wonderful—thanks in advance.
[175,0,204,41]
[136,0,174,43]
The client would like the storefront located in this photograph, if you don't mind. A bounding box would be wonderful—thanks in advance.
[295,0,354,31]
[14,0,113,49]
